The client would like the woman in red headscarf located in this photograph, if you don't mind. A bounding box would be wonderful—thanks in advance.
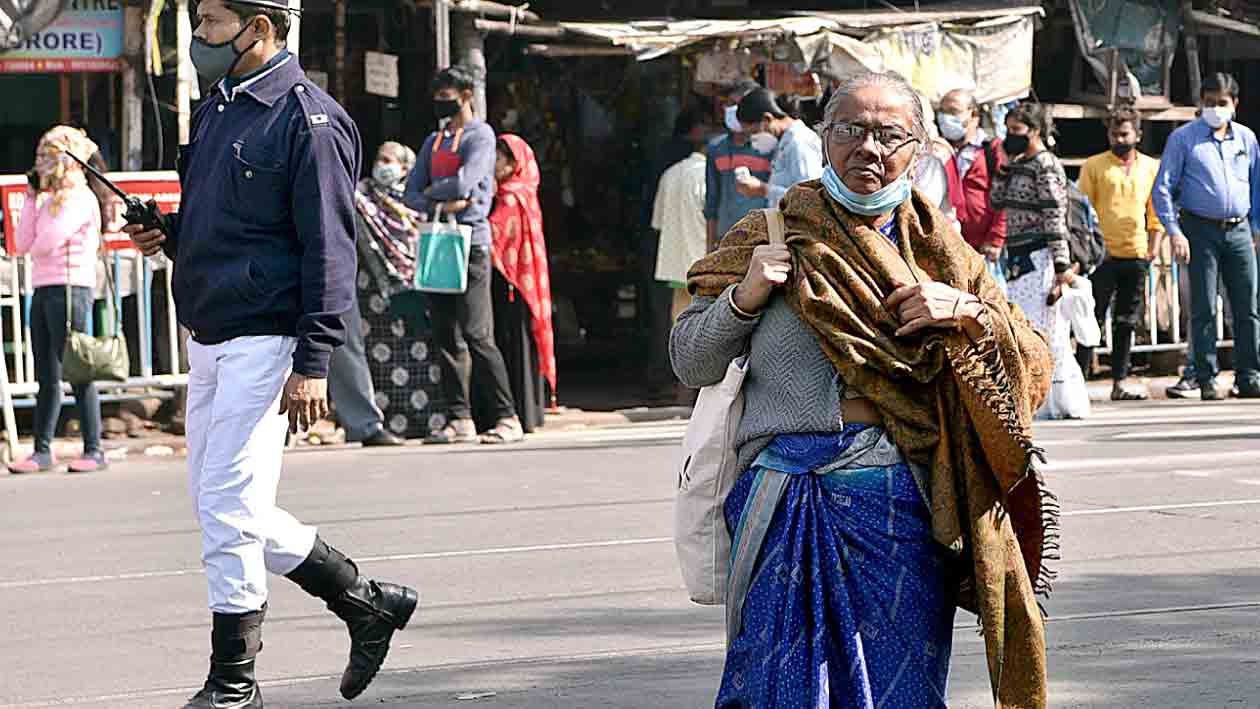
[486,135,556,435]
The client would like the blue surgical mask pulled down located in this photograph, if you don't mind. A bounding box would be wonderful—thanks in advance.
[820,164,913,217]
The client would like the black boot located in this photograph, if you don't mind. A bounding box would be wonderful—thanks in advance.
[286,536,418,700]
[183,608,265,709]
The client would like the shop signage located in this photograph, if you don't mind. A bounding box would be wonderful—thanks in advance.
[1,171,181,253]
[0,1,126,73]
[364,51,399,98]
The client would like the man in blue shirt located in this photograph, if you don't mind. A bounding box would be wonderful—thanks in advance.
[1153,72,1260,400]
[735,88,825,210]
[705,81,772,250]
[404,66,521,444]
[124,2,417,706]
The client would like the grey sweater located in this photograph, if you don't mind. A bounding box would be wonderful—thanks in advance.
[670,284,855,474]
[670,285,933,500]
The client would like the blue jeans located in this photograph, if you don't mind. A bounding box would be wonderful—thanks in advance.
[30,286,103,454]
[1183,218,1260,383]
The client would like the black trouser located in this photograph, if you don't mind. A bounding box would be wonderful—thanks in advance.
[30,286,102,454]
[427,246,516,423]
[1090,258,1149,381]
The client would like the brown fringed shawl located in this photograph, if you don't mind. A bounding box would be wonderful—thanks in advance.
[688,182,1056,708]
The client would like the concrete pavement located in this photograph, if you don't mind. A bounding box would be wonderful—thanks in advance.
[1,398,1258,708]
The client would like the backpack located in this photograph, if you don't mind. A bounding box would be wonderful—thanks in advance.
[1065,181,1108,273]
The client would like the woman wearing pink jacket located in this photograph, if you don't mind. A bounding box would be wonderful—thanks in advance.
[9,126,108,474]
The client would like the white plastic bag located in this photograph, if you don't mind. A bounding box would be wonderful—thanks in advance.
[1063,276,1101,348]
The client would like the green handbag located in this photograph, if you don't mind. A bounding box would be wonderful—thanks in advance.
[62,252,128,386]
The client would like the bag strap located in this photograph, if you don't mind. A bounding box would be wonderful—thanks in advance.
[765,208,785,246]
[983,139,998,180]
[65,234,72,328]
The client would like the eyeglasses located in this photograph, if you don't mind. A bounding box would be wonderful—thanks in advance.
[821,121,917,152]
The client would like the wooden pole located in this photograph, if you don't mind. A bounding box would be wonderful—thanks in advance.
[334,0,347,103]
[416,0,541,23]
[1183,1,1202,100]
[121,2,146,170]
[455,13,486,118]
[434,0,451,70]
[176,0,192,144]
[473,18,565,39]
[59,75,70,123]
[287,0,302,56]
[523,44,633,57]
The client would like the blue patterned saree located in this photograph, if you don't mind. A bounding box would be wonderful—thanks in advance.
[717,425,956,708]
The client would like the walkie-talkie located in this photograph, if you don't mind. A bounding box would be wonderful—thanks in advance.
[64,151,170,237]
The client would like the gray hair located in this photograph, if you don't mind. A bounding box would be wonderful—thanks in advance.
[823,71,930,156]
[377,141,416,171]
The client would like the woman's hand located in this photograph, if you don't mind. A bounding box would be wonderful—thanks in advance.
[732,243,792,314]
[886,281,983,337]
[441,199,470,214]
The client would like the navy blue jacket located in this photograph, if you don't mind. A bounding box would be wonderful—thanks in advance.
[164,53,360,378]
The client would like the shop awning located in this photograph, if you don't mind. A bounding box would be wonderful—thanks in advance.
[552,3,1044,61]
[559,17,839,61]
[803,1,1045,33]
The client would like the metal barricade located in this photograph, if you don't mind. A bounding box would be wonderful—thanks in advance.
[1093,259,1230,357]
[0,252,187,460]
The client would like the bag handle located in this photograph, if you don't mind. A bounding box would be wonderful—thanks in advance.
[765,208,785,246]
[64,235,120,335]
[430,202,460,230]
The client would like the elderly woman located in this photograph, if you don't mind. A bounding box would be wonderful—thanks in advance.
[674,72,1055,708]
[328,141,424,446]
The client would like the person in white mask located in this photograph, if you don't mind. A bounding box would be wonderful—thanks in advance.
[1153,71,1260,400]
[705,80,773,251]
[733,88,824,208]
[672,69,1053,709]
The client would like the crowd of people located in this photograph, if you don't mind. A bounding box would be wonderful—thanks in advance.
[7,63,558,475]
[5,1,1260,703]
[651,70,1260,422]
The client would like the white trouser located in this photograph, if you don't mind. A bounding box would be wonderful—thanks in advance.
[187,336,317,614]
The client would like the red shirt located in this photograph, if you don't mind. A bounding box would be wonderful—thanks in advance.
[945,137,1007,250]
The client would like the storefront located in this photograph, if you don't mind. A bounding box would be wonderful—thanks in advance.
[0,1,130,172]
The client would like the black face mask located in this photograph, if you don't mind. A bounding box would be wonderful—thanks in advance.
[434,98,461,120]
[1111,142,1136,158]
[1003,134,1031,157]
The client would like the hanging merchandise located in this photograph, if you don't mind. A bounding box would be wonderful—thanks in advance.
[793,31,882,83]
[864,16,1037,106]
[764,63,822,99]
[693,47,757,88]
[952,15,1039,105]
[865,23,975,106]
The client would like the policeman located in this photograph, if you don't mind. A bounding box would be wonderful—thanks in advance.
[124,2,417,707]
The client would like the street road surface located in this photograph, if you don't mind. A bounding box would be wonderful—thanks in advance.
[1,399,1258,708]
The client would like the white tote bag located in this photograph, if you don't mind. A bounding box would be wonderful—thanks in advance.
[674,208,784,606]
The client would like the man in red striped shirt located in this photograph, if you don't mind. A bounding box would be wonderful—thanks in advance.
[704,81,774,251]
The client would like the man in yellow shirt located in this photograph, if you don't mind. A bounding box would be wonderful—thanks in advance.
[1078,106,1165,401]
